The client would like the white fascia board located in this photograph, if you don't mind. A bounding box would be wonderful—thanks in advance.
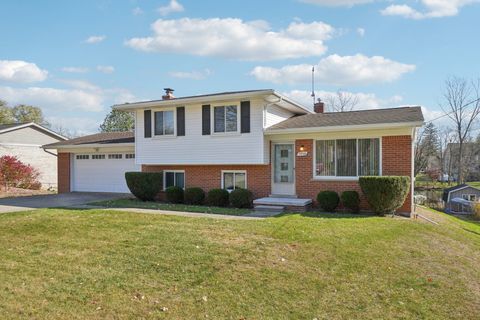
[0,122,68,141]
[43,142,134,150]
[264,121,425,135]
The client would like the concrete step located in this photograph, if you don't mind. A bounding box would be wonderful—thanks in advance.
[254,205,285,212]
[269,194,298,199]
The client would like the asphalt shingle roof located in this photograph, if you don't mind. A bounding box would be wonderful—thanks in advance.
[44,131,134,148]
[266,106,424,131]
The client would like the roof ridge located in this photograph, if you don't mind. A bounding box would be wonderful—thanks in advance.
[321,106,421,115]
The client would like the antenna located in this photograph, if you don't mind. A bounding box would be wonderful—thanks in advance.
[311,66,315,106]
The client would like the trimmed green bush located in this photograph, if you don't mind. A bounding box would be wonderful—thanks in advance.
[184,187,205,205]
[166,186,184,204]
[341,191,360,213]
[207,188,229,207]
[317,191,340,212]
[359,176,410,216]
[229,188,253,208]
[125,172,163,201]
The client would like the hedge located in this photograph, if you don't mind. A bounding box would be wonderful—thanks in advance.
[207,189,230,207]
[317,191,340,212]
[341,191,360,213]
[359,176,410,216]
[166,186,184,204]
[184,187,205,205]
[229,188,253,208]
[125,172,163,201]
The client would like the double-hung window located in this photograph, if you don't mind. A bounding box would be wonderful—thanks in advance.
[154,110,175,136]
[213,105,238,133]
[315,138,380,178]
[164,171,185,189]
[222,171,246,191]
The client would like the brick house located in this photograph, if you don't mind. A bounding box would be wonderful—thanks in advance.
[44,89,424,215]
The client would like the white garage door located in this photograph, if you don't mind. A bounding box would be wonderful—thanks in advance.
[72,153,140,193]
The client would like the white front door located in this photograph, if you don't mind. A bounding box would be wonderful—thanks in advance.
[271,143,295,196]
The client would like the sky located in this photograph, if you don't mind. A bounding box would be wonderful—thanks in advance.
[1,0,479,135]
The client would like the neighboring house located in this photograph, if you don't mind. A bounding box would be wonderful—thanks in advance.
[44,89,424,215]
[442,184,480,214]
[0,122,67,188]
[444,142,480,181]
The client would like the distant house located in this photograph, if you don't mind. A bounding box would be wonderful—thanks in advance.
[442,184,480,214]
[0,123,67,188]
[444,143,480,181]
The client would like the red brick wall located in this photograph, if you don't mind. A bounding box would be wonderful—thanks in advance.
[58,153,71,193]
[142,164,271,199]
[294,136,413,214]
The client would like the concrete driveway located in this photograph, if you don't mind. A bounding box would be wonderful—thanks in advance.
[0,192,128,213]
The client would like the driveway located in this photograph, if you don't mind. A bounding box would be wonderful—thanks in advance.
[0,192,129,213]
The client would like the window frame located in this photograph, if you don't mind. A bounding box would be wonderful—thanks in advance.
[462,194,477,202]
[92,154,105,160]
[152,107,176,137]
[163,170,185,190]
[211,104,240,135]
[221,170,247,192]
[108,154,123,160]
[313,137,382,180]
[125,153,135,159]
[76,154,89,160]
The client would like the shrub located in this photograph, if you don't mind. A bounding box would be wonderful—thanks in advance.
[166,186,184,204]
[317,191,340,212]
[229,188,253,208]
[125,172,163,201]
[341,191,360,213]
[0,155,41,190]
[184,187,205,205]
[207,188,229,207]
[359,176,410,216]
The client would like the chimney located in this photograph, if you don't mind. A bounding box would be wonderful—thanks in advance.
[314,99,324,113]
[162,88,175,100]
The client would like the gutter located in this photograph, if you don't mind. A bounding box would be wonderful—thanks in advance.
[43,142,135,150]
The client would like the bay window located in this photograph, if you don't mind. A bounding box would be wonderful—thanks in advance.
[214,105,238,133]
[315,138,380,178]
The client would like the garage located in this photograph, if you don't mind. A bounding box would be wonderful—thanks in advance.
[71,152,140,193]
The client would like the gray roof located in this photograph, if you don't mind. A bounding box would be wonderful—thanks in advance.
[266,106,424,131]
[44,131,134,148]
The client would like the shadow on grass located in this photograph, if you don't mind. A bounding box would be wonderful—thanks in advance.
[274,211,378,219]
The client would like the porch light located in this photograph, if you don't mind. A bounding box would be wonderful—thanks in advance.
[299,145,305,151]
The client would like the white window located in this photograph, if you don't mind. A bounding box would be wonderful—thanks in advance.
[164,170,185,189]
[92,154,105,160]
[125,154,135,159]
[154,110,175,136]
[213,105,238,133]
[315,138,380,178]
[222,170,246,191]
[76,155,89,160]
[108,154,123,159]
[462,194,476,201]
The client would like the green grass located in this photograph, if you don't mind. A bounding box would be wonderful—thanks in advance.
[415,179,480,189]
[92,198,252,216]
[0,209,479,319]
[468,181,480,188]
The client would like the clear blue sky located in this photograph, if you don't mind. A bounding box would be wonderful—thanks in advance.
[0,0,479,134]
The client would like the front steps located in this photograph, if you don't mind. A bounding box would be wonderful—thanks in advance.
[253,196,313,215]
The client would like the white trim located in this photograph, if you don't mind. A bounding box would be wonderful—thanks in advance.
[163,170,185,190]
[211,104,241,135]
[265,121,424,135]
[462,194,477,201]
[152,107,176,137]
[271,142,296,196]
[221,170,247,191]
[0,122,67,141]
[312,137,382,180]
[44,142,135,150]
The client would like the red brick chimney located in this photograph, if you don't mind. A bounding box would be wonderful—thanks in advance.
[162,88,175,100]
[314,100,324,113]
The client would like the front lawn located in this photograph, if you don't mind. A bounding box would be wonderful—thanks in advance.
[92,198,252,216]
[0,209,479,318]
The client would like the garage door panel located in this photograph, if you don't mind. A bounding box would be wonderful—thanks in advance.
[72,155,140,193]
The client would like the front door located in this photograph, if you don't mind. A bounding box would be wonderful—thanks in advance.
[271,143,295,196]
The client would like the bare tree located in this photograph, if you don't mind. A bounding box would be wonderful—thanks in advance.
[325,90,359,112]
[440,76,480,184]
[414,128,428,176]
[437,126,456,183]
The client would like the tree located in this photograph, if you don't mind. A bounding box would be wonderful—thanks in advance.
[0,100,14,124]
[414,129,428,176]
[438,126,456,182]
[11,104,49,126]
[100,109,134,132]
[422,122,440,157]
[0,155,41,190]
[324,90,359,112]
[440,76,480,184]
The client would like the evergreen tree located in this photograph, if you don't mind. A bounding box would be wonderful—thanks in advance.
[100,109,134,132]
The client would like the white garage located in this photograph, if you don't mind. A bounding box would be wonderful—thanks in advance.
[71,152,140,193]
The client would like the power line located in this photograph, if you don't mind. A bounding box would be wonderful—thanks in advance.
[424,96,480,124]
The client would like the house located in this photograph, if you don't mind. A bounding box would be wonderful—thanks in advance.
[0,122,67,188]
[43,89,424,215]
[442,184,480,214]
[443,142,480,182]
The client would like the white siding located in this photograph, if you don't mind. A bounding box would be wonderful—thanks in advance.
[264,104,294,128]
[135,99,269,165]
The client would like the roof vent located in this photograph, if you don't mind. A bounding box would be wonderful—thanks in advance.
[162,88,175,100]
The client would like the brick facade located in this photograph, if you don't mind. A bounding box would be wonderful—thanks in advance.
[57,152,71,193]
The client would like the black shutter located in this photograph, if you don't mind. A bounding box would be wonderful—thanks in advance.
[144,110,152,138]
[240,101,250,133]
[177,106,185,136]
[202,104,211,135]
